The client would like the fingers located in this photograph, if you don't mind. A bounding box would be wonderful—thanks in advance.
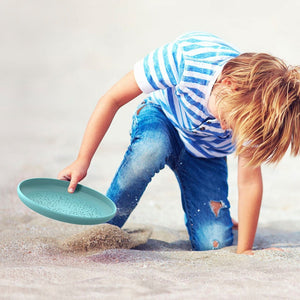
[68,176,79,193]
[58,161,89,193]
[58,174,71,181]
[238,247,285,255]
[57,169,71,181]
[241,250,255,255]
[265,247,284,252]
[57,170,78,193]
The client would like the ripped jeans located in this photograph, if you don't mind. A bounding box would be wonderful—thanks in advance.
[107,101,233,251]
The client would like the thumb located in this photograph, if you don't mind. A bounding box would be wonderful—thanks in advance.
[68,177,79,193]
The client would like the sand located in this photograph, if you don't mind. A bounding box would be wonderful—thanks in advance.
[1,0,300,299]
[59,224,152,253]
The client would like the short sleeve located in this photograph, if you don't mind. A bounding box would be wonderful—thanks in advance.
[133,41,184,94]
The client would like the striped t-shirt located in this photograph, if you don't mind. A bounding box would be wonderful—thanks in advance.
[133,32,240,158]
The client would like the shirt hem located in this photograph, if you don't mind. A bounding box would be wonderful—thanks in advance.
[133,60,155,94]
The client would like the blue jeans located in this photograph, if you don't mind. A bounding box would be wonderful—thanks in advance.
[107,101,233,251]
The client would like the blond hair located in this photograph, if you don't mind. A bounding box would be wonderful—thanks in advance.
[216,53,300,166]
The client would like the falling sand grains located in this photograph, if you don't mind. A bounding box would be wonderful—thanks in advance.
[58,224,152,254]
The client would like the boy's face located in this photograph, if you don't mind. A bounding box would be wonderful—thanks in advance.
[208,90,233,131]
[217,112,234,132]
[208,77,235,132]
[220,117,231,131]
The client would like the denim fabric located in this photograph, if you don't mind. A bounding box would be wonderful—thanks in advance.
[107,102,233,251]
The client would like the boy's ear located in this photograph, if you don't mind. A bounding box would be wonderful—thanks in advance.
[221,77,238,90]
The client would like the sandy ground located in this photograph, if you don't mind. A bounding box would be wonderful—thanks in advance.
[1,0,300,299]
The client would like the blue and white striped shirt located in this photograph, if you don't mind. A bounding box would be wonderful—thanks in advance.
[133,32,240,158]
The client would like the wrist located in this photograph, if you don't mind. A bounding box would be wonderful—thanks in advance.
[237,240,254,254]
[237,246,250,254]
[236,249,254,255]
[76,155,92,167]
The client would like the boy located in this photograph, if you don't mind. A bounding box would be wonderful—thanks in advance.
[58,32,300,254]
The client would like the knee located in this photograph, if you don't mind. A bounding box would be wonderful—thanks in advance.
[192,237,233,251]
[190,224,233,251]
[113,139,169,192]
[130,135,170,172]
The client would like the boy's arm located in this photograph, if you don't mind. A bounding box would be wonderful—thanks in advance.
[237,155,263,254]
[58,71,142,192]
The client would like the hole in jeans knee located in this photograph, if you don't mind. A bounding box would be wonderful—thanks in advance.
[213,240,219,249]
[209,200,224,217]
[136,104,146,115]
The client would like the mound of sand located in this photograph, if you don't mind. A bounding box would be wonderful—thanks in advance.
[59,224,152,254]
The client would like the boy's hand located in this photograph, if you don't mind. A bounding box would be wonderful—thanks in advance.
[57,71,141,194]
[239,247,284,255]
[236,155,263,254]
[240,249,255,255]
[58,159,90,193]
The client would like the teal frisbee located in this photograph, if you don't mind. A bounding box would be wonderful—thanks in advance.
[17,178,116,225]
